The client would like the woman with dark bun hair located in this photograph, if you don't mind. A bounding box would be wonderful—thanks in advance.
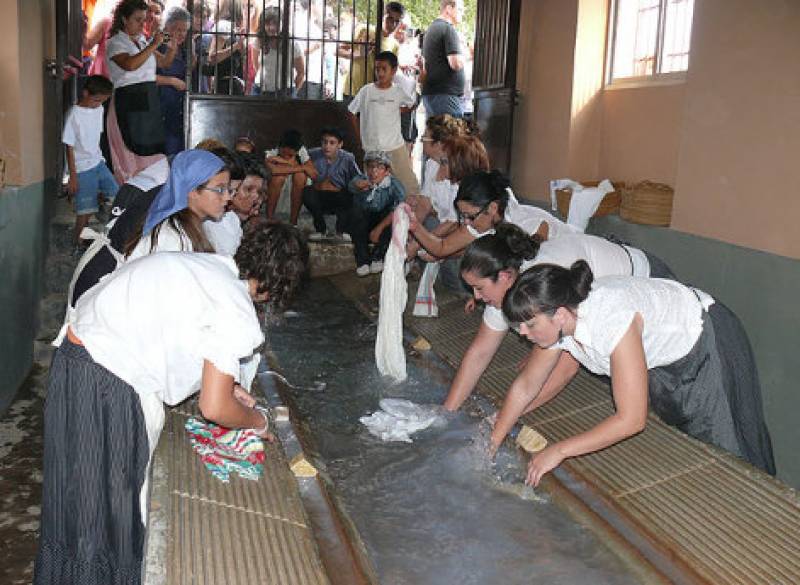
[442,223,675,412]
[489,261,775,485]
[409,169,577,263]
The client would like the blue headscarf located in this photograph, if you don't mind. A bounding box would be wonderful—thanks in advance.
[143,149,226,234]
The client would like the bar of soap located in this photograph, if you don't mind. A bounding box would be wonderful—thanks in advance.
[516,425,548,453]
[412,336,431,351]
[290,454,317,477]
[273,405,289,422]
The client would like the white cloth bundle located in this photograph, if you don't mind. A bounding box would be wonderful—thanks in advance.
[413,261,440,317]
[549,178,615,232]
[375,205,411,382]
[567,179,614,231]
[360,398,443,443]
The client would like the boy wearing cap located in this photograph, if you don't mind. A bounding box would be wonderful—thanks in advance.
[348,151,406,276]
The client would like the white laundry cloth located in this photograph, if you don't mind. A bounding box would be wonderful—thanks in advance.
[360,399,443,443]
[375,205,411,382]
[549,179,583,211]
[566,179,614,232]
[413,261,440,317]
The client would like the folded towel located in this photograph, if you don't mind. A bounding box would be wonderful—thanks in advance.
[185,417,266,483]
[413,262,441,317]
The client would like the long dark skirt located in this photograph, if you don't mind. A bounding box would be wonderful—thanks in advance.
[114,82,165,156]
[648,304,775,475]
[34,340,150,585]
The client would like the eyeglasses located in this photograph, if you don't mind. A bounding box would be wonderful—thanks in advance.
[457,204,489,224]
[201,185,232,196]
[421,137,435,143]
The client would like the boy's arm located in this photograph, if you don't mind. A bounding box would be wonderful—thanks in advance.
[65,145,78,197]
[347,111,361,146]
[302,159,318,181]
[369,212,394,244]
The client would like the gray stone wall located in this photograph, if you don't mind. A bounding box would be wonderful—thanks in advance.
[0,182,53,413]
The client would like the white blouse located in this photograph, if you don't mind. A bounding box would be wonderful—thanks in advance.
[127,221,193,260]
[554,276,714,376]
[482,234,651,332]
[107,31,157,87]
[203,211,243,257]
[71,252,264,404]
[466,189,580,240]
[421,159,458,223]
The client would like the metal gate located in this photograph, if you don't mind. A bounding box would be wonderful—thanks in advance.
[471,0,521,174]
[185,0,385,152]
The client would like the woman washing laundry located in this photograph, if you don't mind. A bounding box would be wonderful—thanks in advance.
[34,223,309,585]
[409,169,578,264]
[490,261,775,485]
[442,222,675,411]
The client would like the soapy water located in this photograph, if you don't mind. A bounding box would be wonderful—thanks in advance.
[266,280,643,585]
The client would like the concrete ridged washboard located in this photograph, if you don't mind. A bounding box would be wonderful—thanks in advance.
[159,401,329,585]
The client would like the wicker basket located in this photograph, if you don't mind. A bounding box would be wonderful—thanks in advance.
[556,180,623,218]
[620,181,674,226]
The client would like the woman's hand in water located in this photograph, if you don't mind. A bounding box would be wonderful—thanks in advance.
[233,384,256,408]
[526,444,566,487]
[464,297,477,313]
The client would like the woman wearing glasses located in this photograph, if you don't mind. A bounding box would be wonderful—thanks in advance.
[408,168,577,265]
[122,148,233,258]
[441,222,675,413]
[488,260,775,486]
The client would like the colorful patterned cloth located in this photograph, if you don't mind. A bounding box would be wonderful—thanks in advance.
[185,417,265,483]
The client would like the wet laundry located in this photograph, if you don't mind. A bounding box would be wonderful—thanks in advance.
[360,398,444,443]
[185,417,266,482]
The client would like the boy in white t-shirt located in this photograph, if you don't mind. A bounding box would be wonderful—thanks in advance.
[347,50,421,205]
[62,75,119,251]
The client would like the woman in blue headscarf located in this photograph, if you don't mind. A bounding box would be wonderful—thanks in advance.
[124,148,233,258]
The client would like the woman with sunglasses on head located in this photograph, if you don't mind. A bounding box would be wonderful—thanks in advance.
[442,222,676,413]
[488,260,775,487]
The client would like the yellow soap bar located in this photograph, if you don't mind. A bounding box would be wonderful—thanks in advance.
[412,336,431,352]
[290,453,318,477]
[516,425,548,453]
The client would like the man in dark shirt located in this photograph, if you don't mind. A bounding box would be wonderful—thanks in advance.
[421,0,465,118]
[302,127,362,239]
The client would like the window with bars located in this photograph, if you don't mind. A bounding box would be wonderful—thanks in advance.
[188,0,403,100]
[607,0,694,83]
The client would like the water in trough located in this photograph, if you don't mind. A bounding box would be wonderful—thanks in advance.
[265,278,643,585]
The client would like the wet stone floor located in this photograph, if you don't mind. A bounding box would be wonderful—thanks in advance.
[266,278,644,585]
[0,356,50,585]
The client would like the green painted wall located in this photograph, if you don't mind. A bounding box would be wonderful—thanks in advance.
[0,181,52,413]
[588,215,800,489]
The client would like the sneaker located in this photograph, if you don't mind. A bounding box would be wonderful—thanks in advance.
[309,232,325,241]
[339,232,352,242]
[356,264,370,277]
[369,260,384,274]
